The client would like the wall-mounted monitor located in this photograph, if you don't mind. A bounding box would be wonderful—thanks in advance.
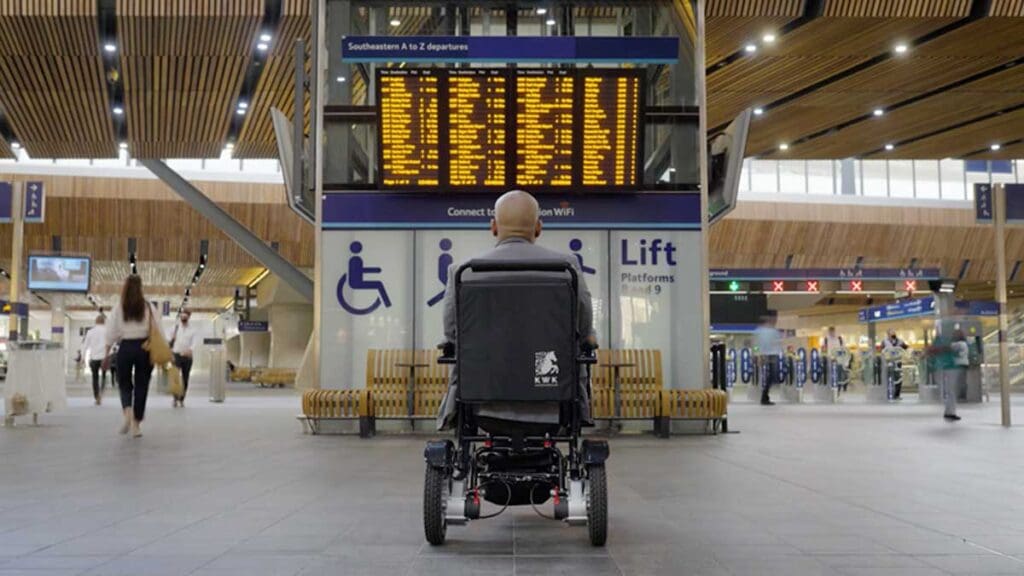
[27,255,91,293]
[707,108,752,224]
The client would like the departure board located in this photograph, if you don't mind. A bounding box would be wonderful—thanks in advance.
[448,69,507,187]
[376,68,643,191]
[515,69,575,188]
[580,72,641,187]
[378,69,440,187]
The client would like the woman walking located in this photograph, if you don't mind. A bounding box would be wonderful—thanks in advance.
[103,275,156,438]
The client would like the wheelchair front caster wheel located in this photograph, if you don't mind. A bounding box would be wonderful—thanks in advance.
[588,465,608,546]
[423,465,447,545]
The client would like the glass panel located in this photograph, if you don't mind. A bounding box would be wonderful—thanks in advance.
[888,160,914,198]
[940,159,966,199]
[915,160,940,199]
[806,160,833,195]
[750,159,777,193]
[778,160,805,194]
[860,160,887,197]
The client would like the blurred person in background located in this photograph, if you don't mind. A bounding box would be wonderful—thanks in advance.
[754,312,782,406]
[78,314,108,405]
[169,309,199,407]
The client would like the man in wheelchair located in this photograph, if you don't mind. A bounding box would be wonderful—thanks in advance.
[425,190,609,547]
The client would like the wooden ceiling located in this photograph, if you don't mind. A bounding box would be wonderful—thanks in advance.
[0,1,1021,160]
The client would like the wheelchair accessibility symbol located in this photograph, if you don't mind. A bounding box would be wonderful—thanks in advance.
[337,241,392,316]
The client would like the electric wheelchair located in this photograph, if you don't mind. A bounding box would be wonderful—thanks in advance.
[423,259,609,546]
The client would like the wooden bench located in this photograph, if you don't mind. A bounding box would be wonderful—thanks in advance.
[655,389,729,437]
[591,349,663,427]
[365,349,447,428]
[298,389,374,436]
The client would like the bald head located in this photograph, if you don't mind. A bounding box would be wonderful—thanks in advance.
[491,190,542,242]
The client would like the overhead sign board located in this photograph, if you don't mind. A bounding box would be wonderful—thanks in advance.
[341,35,678,64]
[238,320,269,332]
[858,297,999,323]
[709,268,941,281]
[0,181,45,223]
[976,183,1024,224]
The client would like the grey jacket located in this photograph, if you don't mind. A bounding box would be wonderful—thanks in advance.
[436,237,594,430]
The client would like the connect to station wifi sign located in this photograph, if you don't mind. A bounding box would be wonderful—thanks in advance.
[377,68,643,191]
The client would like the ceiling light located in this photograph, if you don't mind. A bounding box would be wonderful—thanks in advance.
[118,141,127,149]
[256,42,269,51]
[762,33,776,43]
[779,143,789,151]
[991,143,1001,151]
[546,18,556,26]
[336,76,346,83]
[744,44,757,53]
[753,108,764,116]
[236,108,246,116]
[103,43,116,53]
[259,33,272,42]
[10,142,19,149]
[113,106,123,115]
[225,142,234,149]
[873,108,884,116]
[536,7,548,15]
[238,101,248,109]
[894,43,908,54]
[389,19,401,27]
[885,144,895,151]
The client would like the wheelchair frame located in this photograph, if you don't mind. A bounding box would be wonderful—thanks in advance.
[423,259,609,547]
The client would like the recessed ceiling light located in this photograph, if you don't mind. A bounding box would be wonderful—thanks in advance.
[259,33,272,42]
[536,7,547,15]
[10,142,19,149]
[753,108,764,115]
[894,43,908,54]
[991,143,1001,151]
[546,18,556,26]
[390,19,401,27]
[885,144,895,151]
[336,76,346,83]
[873,108,884,116]
[256,42,269,51]
[238,101,248,109]
[113,106,123,115]
[236,108,246,116]
[744,44,757,53]
[762,33,776,43]
[779,143,789,151]
[118,142,127,149]
[103,43,116,53]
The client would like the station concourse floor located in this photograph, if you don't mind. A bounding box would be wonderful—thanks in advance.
[2,380,1024,576]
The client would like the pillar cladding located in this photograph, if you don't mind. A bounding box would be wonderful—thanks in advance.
[49,294,65,344]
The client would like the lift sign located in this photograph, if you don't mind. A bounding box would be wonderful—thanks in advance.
[810,348,822,384]
[726,348,736,388]
[740,348,752,384]
[796,348,807,388]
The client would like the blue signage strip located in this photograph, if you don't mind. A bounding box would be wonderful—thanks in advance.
[709,267,941,281]
[975,183,993,222]
[23,181,44,223]
[238,320,269,332]
[858,297,999,323]
[341,35,678,64]
[0,300,30,317]
[976,183,1024,224]
[322,192,701,230]
[966,160,1013,174]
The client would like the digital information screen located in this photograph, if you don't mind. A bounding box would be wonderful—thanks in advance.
[376,68,643,191]
[515,69,574,188]
[378,69,440,187]
[580,71,641,187]
[448,69,507,187]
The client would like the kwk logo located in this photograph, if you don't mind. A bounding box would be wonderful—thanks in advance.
[534,351,559,387]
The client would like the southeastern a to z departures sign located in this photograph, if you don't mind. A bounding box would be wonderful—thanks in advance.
[376,68,643,191]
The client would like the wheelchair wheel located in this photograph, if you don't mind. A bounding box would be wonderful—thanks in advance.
[587,465,608,546]
[423,465,447,545]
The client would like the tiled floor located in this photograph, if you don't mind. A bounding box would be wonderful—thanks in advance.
[2,380,1024,575]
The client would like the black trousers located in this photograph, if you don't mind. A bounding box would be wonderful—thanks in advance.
[173,353,193,400]
[117,339,153,422]
[88,359,108,398]
[759,356,779,403]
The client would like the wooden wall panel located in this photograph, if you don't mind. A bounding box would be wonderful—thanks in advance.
[989,0,1024,16]
[0,172,286,203]
[234,0,310,158]
[117,0,262,158]
[0,0,115,158]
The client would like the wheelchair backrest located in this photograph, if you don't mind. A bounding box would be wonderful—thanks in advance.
[455,259,578,404]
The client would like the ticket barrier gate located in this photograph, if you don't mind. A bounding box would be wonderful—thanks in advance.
[813,349,848,404]
[867,348,905,403]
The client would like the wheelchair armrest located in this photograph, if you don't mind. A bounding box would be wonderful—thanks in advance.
[437,341,456,365]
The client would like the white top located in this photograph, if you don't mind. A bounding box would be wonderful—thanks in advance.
[105,304,153,346]
[952,340,970,367]
[824,335,843,351]
[80,325,108,361]
[171,323,199,355]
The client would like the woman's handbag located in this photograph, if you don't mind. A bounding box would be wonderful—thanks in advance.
[143,306,173,366]
[167,365,184,397]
